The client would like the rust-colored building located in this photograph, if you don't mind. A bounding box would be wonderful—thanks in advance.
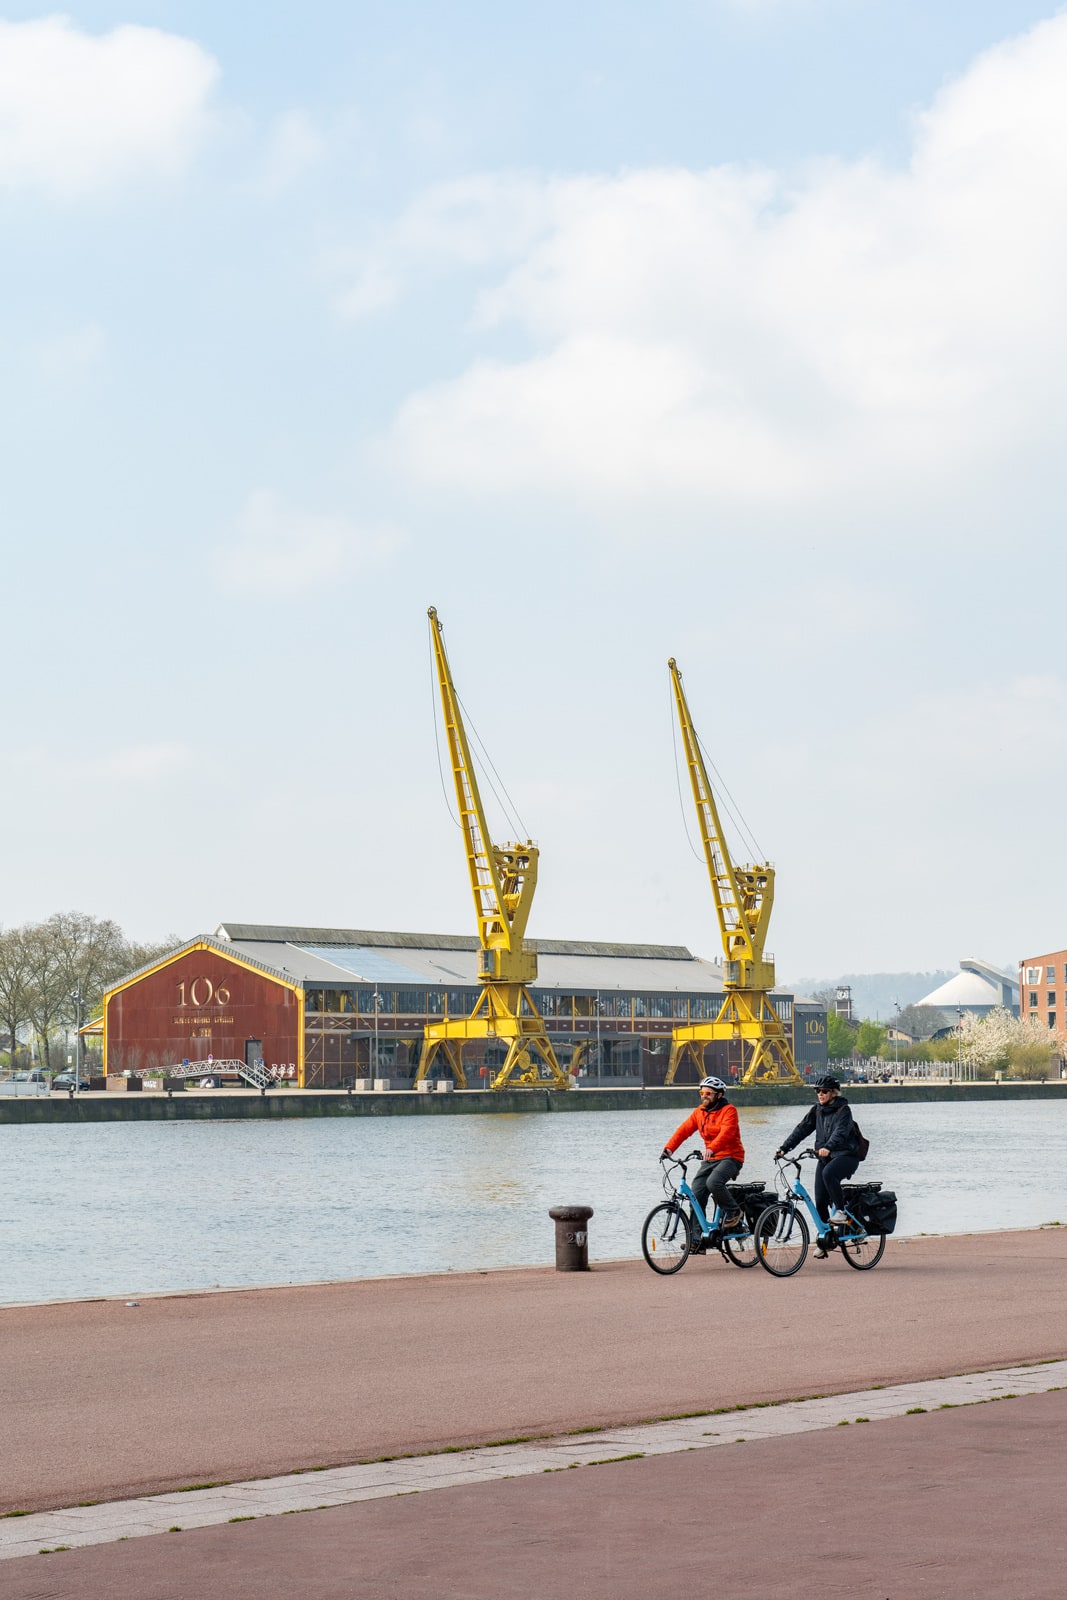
[1018,949,1067,1045]
[103,941,303,1080]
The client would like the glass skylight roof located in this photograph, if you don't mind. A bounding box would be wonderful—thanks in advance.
[297,945,431,983]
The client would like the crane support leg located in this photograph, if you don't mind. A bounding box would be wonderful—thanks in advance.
[414,1038,468,1089]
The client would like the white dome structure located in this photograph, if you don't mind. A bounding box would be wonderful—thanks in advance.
[917,959,1018,1018]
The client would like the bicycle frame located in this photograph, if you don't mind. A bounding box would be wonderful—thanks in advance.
[665,1154,747,1241]
[776,1152,866,1242]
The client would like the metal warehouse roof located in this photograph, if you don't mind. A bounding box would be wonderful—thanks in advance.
[216,924,730,993]
[215,924,692,961]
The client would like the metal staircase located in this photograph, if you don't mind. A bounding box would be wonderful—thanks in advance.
[137,1059,273,1089]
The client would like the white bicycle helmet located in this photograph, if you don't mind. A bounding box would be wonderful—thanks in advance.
[699,1075,727,1091]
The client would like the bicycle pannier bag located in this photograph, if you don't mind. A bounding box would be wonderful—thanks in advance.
[862,1189,897,1234]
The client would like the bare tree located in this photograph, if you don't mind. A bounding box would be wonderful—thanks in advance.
[21,922,69,1068]
[890,1003,947,1040]
[0,927,33,1069]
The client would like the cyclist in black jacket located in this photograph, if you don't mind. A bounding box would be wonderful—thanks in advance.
[776,1075,862,1259]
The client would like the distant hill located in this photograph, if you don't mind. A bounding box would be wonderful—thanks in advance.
[785,971,955,1021]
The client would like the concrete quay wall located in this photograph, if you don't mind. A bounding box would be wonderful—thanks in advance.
[3,1079,1067,1124]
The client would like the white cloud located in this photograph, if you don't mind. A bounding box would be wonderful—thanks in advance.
[214,490,404,594]
[0,16,219,196]
[362,13,1067,526]
[259,110,327,194]
[333,174,555,320]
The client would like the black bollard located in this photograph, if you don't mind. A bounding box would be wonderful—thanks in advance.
[549,1205,594,1271]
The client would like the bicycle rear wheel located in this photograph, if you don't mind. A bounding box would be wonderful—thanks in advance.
[755,1203,809,1277]
[641,1203,691,1274]
[839,1229,886,1270]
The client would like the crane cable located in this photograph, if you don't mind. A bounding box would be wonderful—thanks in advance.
[668,674,766,865]
[458,692,529,842]
[699,735,765,862]
[428,624,530,843]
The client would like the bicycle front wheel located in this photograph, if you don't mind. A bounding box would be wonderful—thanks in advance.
[755,1203,809,1277]
[839,1229,886,1270]
[721,1224,759,1268]
[641,1203,691,1274]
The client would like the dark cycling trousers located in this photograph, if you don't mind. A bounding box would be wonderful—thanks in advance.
[815,1153,860,1220]
[692,1158,742,1229]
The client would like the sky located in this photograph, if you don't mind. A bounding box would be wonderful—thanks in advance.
[2,0,1065,979]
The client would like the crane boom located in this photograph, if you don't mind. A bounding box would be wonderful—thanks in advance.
[429,607,535,979]
[668,658,774,990]
[419,608,569,1090]
[666,656,802,1086]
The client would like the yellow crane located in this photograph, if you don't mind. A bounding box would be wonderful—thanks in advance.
[666,657,803,1086]
[417,607,571,1091]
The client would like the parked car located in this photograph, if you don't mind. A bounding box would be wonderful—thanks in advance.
[51,1071,91,1090]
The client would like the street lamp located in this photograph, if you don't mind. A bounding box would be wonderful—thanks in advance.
[957,1004,964,1082]
[71,990,83,1090]
[595,993,602,1084]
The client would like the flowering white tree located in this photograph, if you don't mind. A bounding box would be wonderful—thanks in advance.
[959,1008,1057,1079]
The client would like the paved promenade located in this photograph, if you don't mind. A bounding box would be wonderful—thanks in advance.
[3,1229,1066,1596]
[5,1229,1067,1513]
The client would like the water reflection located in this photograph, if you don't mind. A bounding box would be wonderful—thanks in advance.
[2,1100,1065,1304]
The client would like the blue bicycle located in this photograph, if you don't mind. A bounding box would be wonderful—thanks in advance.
[754,1150,887,1275]
[641,1150,765,1273]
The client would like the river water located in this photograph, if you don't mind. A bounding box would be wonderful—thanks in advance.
[2,1101,1064,1304]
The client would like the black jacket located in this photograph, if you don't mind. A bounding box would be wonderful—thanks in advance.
[781,1095,860,1158]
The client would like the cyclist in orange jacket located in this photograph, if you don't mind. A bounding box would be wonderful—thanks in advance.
[662,1075,745,1246]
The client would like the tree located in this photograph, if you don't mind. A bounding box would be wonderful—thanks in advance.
[890,1003,947,1041]
[21,921,70,1068]
[1,912,185,1071]
[957,1007,1055,1079]
[1008,1028,1057,1081]
[855,1018,887,1057]
[43,910,127,1021]
[826,1011,855,1059]
[0,927,33,1069]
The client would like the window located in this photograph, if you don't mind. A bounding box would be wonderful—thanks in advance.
[1024,967,1041,985]
[1049,1014,1057,1031]
[305,989,324,1012]
[396,990,423,1014]
[672,996,688,1019]
[649,995,670,1018]
[1029,992,1038,1008]
[632,995,647,1017]
[615,995,632,1021]
[1047,967,1057,985]
[358,989,395,1015]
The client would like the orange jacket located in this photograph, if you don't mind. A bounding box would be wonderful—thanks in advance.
[664,1100,745,1164]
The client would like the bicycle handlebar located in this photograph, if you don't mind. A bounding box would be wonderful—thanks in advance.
[775,1148,818,1168]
